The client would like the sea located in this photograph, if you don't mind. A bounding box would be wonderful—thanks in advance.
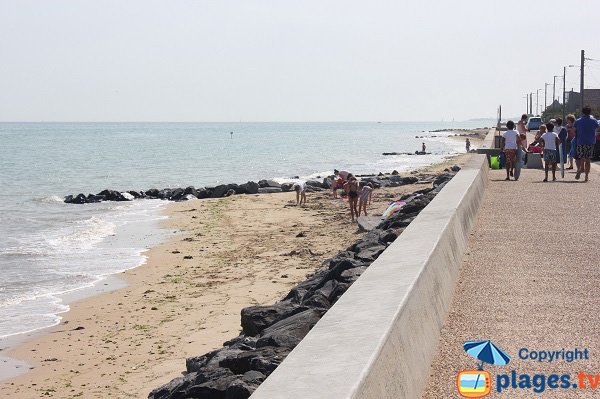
[0,121,492,340]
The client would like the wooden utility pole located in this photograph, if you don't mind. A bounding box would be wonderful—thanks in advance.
[580,49,585,112]
[544,83,550,112]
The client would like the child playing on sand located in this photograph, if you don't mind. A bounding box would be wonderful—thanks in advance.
[332,169,349,199]
[344,175,360,222]
[540,122,560,182]
[358,183,373,217]
[293,181,306,206]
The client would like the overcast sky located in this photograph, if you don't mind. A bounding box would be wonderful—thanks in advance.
[1,0,599,122]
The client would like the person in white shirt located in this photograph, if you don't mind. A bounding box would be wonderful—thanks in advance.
[293,181,307,206]
[540,122,561,182]
[502,120,522,181]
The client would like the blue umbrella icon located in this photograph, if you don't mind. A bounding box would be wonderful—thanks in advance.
[464,340,511,370]
[463,340,510,393]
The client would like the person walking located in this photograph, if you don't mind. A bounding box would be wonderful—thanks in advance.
[574,105,600,182]
[465,138,471,152]
[344,175,360,222]
[540,122,560,182]
[555,117,568,166]
[566,114,576,169]
[516,114,528,147]
[501,120,521,181]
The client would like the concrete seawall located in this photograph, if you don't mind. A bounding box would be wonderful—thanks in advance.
[250,155,489,399]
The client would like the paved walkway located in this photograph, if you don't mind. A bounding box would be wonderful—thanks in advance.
[422,165,600,398]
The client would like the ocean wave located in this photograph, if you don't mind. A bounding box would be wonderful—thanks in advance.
[45,216,116,252]
[35,195,65,203]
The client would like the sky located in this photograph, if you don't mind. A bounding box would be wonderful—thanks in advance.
[1,0,599,122]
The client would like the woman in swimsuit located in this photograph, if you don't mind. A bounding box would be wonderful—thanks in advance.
[344,175,360,222]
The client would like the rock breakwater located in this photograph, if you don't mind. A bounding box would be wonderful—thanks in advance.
[147,168,459,399]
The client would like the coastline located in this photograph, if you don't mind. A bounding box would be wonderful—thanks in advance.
[0,142,480,398]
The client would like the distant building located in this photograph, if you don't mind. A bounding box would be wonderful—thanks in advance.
[564,89,600,113]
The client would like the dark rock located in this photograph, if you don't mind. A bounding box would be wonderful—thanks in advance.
[212,185,231,198]
[239,181,259,194]
[401,176,419,184]
[182,194,197,201]
[258,180,281,188]
[86,194,104,203]
[451,165,461,172]
[357,216,380,232]
[433,173,453,188]
[64,195,74,203]
[220,346,286,375]
[322,178,332,189]
[326,258,367,282]
[196,188,210,199]
[304,186,324,192]
[223,335,257,351]
[219,346,290,378]
[256,309,324,348]
[157,189,172,200]
[349,230,383,252]
[225,189,236,197]
[223,370,266,399]
[240,302,307,336]
[339,266,368,284]
[356,245,386,262]
[97,189,132,201]
[224,380,256,399]
[305,180,324,189]
[380,229,402,243]
[170,188,185,201]
[258,187,283,194]
[147,371,198,399]
[186,350,220,373]
[127,190,142,198]
[183,186,199,197]
[186,374,239,399]
[282,269,329,303]
[280,183,293,192]
[227,184,241,194]
[72,193,87,204]
[145,188,160,198]
[361,178,382,189]
[392,170,399,175]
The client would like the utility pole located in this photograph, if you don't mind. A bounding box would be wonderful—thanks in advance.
[563,66,567,121]
[580,49,585,112]
[530,92,533,115]
[536,89,541,115]
[544,83,550,113]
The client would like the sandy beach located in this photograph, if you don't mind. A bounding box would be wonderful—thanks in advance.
[0,146,479,399]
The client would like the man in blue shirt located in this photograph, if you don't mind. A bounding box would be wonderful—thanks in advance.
[574,105,600,182]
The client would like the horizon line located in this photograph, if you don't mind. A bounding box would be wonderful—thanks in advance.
[0,119,496,124]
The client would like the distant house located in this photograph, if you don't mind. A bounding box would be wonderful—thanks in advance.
[564,89,600,113]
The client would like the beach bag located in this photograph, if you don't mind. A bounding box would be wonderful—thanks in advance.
[498,152,506,169]
[490,155,500,170]
[570,136,577,159]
